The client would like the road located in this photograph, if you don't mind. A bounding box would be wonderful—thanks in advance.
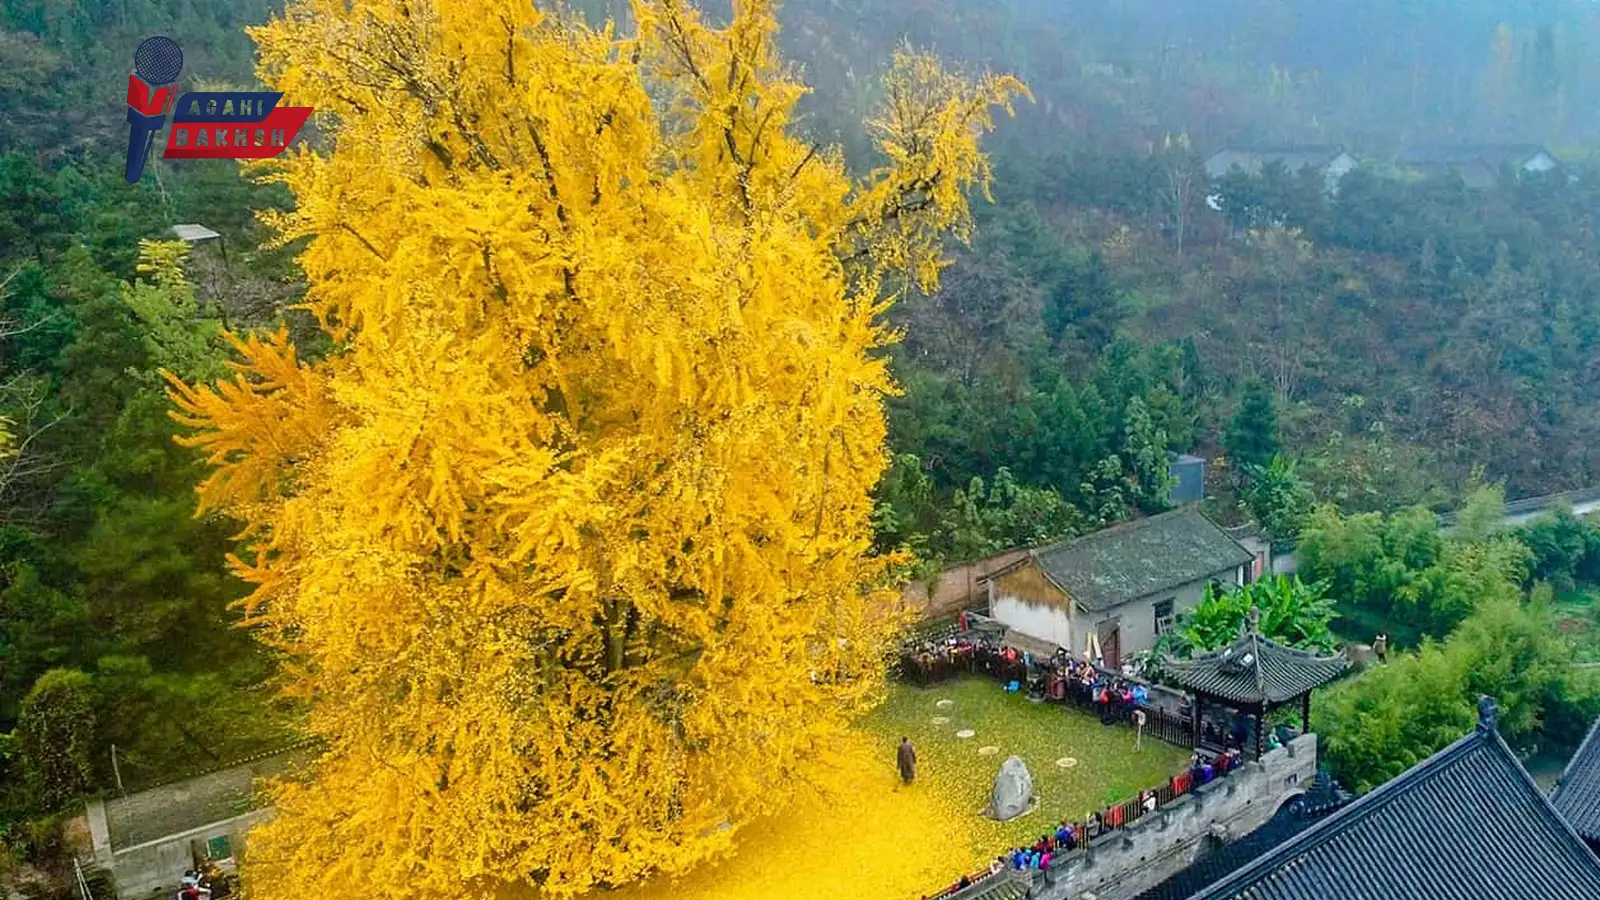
[1500,496,1600,528]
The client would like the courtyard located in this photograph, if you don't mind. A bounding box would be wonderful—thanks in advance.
[607,676,1189,900]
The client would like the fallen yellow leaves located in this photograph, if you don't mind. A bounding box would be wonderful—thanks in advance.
[599,731,990,900]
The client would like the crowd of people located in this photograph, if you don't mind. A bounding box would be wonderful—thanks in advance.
[920,807,1120,898]
[904,622,1280,899]
[1038,648,1151,724]
[955,745,1254,892]
[900,631,1164,728]
[900,633,1029,687]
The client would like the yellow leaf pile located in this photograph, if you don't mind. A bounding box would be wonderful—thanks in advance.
[597,731,991,900]
[166,2,1025,898]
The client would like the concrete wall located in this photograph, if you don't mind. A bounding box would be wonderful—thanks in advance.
[992,594,1075,650]
[1227,531,1271,582]
[88,805,272,900]
[1031,734,1320,900]
[989,563,1077,653]
[1104,572,1232,663]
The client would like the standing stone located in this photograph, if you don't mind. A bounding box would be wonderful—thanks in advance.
[989,755,1034,821]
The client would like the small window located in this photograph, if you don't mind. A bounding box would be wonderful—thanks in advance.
[1154,598,1176,636]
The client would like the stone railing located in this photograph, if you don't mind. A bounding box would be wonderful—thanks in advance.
[918,742,1271,900]
[928,867,1035,900]
[1036,735,1317,900]
[938,735,1319,900]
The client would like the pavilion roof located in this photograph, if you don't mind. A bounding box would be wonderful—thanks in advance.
[1161,619,1349,706]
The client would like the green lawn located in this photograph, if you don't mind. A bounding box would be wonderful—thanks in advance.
[860,676,1189,849]
[1554,590,1600,663]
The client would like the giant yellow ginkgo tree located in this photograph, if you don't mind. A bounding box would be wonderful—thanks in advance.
[167,1,1024,897]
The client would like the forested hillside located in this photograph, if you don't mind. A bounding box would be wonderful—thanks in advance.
[4,0,1600,878]
[0,0,305,867]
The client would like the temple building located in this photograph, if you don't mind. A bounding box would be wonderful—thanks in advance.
[1133,772,1354,900]
[1552,714,1600,856]
[1145,698,1600,900]
[982,508,1254,669]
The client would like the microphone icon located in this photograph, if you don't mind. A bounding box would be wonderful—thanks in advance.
[125,36,183,184]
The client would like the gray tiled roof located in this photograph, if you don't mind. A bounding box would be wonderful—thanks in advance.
[1162,631,1349,705]
[1396,144,1554,167]
[1136,773,1353,900]
[1395,145,1558,190]
[1203,146,1347,179]
[1552,715,1600,843]
[1025,508,1253,613]
[1182,702,1600,900]
[105,744,320,850]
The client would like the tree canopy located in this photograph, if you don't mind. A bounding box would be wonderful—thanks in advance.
[167,1,1023,896]
[1156,574,1337,659]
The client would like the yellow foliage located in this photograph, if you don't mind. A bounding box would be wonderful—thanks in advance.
[169,2,1022,898]
[597,732,989,900]
[133,238,191,289]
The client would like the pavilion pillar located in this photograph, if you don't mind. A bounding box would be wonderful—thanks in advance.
[1301,692,1311,734]
[1193,694,1204,747]
[1254,704,1265,761]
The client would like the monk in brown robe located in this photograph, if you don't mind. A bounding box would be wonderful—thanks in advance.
[897,737,917,784]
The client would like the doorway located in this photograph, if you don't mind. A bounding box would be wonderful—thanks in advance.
[1097,619,1122,670]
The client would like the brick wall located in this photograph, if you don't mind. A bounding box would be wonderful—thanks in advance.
[901,549,1030,620]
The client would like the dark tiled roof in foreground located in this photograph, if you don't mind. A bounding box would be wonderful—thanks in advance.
[1182,699,1600,900]
[1162,630,1349,705]
[1020,508,1253,613]
[1136,773,1354,900]
[1552,715,1600,843]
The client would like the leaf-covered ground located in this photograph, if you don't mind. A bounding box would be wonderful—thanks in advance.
[867,677,1190,844]
[607,677,1187,900]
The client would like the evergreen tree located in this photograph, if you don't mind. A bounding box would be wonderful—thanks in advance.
[14,668,95,810]
[1122,395,1174,511]
[1225,379,1280,472]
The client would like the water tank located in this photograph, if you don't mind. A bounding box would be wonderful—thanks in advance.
[1169,454,1205,505]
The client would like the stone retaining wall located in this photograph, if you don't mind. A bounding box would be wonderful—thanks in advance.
[1026,734,1319,900]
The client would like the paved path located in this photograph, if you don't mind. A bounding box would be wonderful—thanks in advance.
[1500,496,1600,528]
